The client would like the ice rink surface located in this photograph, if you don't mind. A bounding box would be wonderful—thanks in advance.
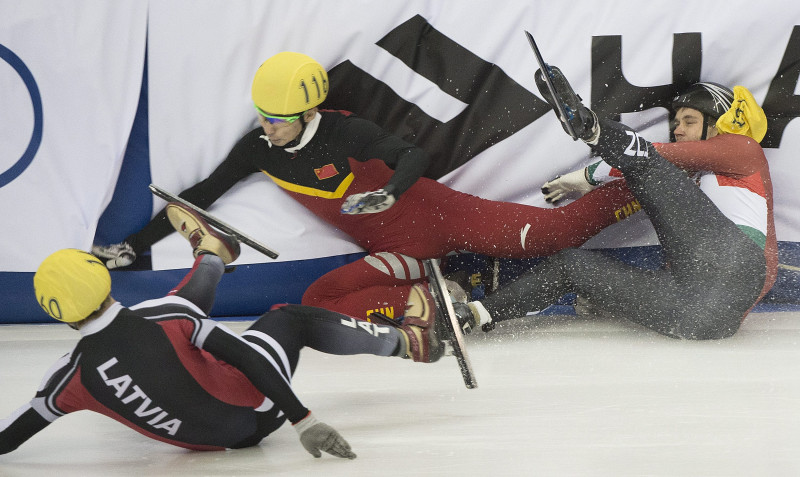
[1,311,799,476]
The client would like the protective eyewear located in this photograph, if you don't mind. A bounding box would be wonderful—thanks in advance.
[254,105,302,124]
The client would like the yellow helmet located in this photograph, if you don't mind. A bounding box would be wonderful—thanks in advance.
[251,52,328,117]
[33,249,111,323]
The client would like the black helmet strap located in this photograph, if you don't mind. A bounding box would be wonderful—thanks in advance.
[700,112,720,141]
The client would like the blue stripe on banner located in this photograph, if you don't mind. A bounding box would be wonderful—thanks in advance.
[3,253,366,324]
[5,245,797,324]
[770,241,800,304]
[94,46,153,245]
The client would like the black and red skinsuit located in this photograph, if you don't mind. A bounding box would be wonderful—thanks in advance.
[0,255,403,454]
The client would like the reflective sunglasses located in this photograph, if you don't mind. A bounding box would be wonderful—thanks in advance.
[254,104,302,124]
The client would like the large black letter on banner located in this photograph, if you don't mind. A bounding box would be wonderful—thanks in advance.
[590,33,702,123]
[325,15,548,179]
[761,25,800,149]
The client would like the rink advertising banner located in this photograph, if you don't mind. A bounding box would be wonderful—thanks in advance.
[146,0,800,269]
[0,1,147,272]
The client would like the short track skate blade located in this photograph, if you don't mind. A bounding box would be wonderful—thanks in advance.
[149,184,279,259]
[524,30,579,140]
[425,259,478,389]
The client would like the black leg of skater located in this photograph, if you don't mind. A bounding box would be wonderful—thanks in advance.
[480,247,691,336]
[170,254,226,314]
[231,305,410,448]
[242,304,406,377]
[593,119,765,284]
[592,119,766,334]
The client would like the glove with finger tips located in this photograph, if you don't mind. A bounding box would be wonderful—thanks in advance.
[91,242,136,269]
[541,168,597,204]
[294,412,357,460]
[340,189,395,215]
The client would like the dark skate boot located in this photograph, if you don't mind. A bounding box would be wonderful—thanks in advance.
[534,65,599,142]
[452,302,495,334]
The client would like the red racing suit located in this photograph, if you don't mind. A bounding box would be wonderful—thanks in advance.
[126,110,638,319]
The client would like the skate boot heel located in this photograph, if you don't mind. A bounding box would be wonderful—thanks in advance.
[166,202,241,265]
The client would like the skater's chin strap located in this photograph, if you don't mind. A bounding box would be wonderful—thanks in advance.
[284,112,321,152]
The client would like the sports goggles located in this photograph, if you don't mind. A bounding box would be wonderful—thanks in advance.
[254,105,302,124]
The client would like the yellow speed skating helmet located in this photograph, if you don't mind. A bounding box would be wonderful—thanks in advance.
[33,249,111,323]
[251,52,328,117]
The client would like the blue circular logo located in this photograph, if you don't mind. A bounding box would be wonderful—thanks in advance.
[0,44,43,188]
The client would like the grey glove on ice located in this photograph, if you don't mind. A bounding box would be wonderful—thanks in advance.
[294,412,356,460]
